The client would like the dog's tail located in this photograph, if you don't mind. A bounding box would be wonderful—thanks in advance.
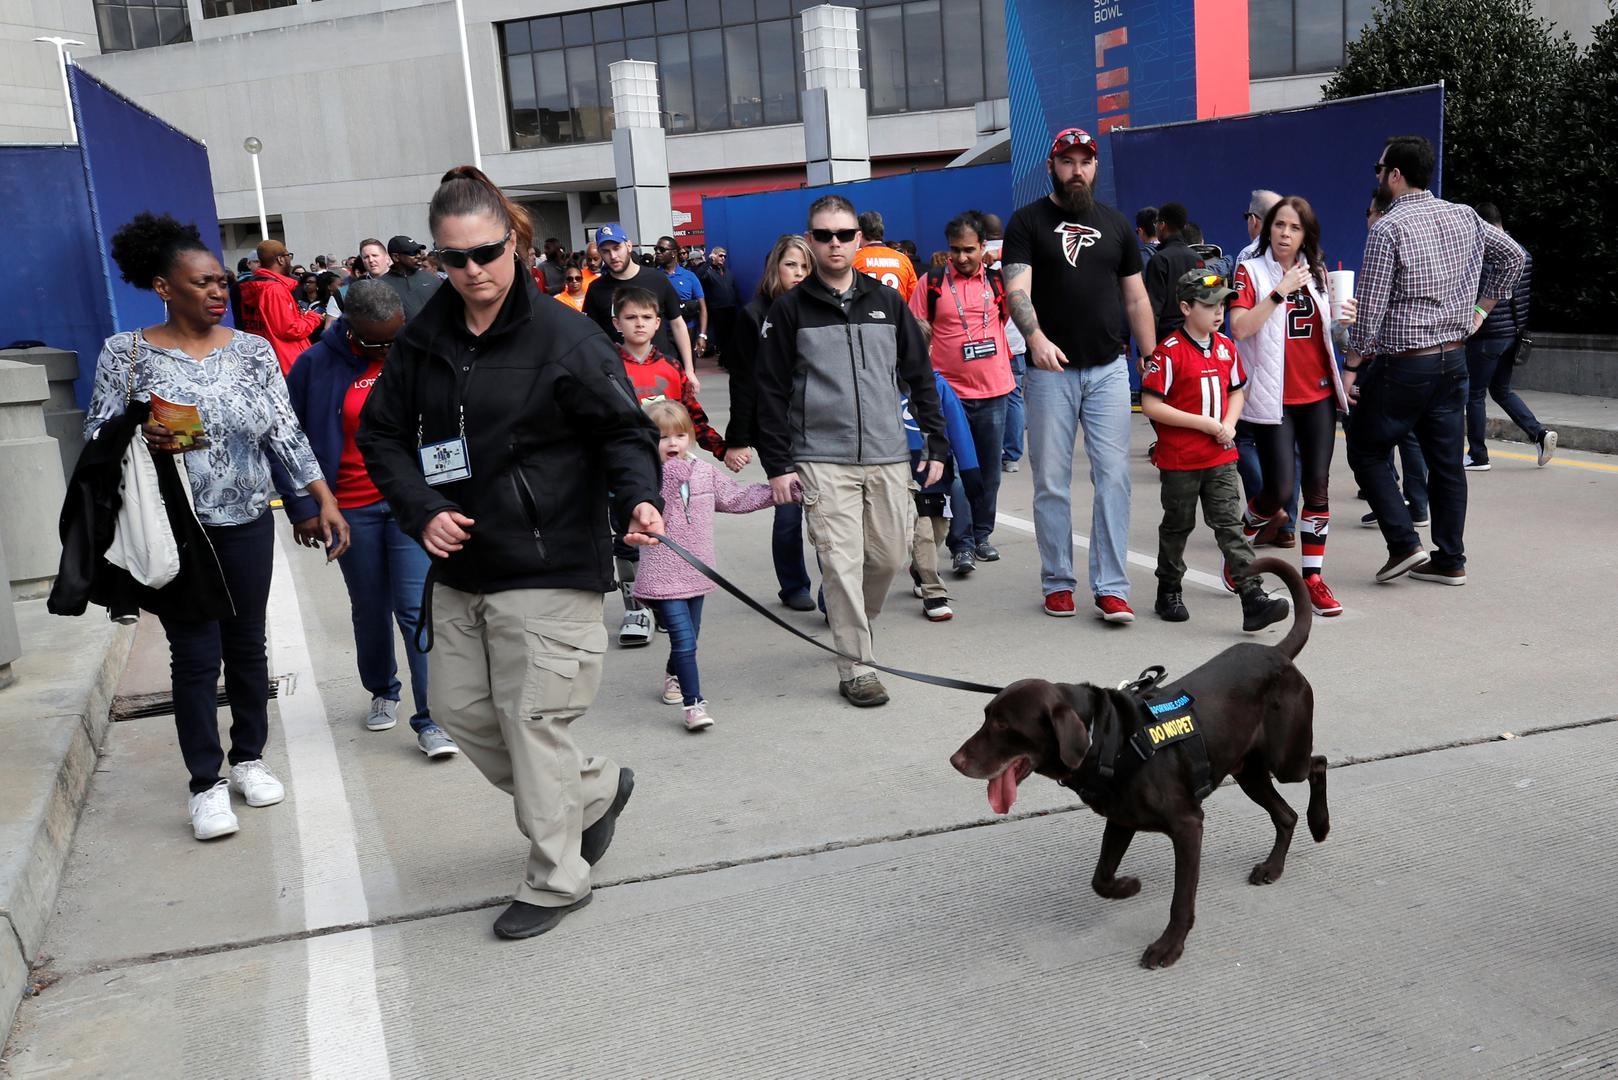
[1250,557,1311,659]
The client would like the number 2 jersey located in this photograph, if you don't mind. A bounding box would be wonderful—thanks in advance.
[1140,330,1245,471]
[1232,264,1333,406]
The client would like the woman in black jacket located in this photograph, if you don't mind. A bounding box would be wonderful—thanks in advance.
[722,234,817,610]
[357,165,664,941]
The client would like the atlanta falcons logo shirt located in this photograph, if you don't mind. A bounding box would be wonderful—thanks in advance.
[1054,222,1103,267]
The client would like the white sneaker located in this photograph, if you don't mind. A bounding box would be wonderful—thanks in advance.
[662,673,683,705]
[228,760,285,807]
[188,780,239,841]
[366,696,398,731]
[1537,430,1557,468]
[682,701,715,731]
[619,608,653,647]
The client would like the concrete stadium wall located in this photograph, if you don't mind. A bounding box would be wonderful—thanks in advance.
[0,0,100,143]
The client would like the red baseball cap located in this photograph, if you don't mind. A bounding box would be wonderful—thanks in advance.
[1048,128,1098,160]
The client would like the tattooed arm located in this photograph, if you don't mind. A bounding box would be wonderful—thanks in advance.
[1002,262,1067,370]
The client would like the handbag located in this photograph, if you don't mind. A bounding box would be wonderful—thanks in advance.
[104,332,183,589]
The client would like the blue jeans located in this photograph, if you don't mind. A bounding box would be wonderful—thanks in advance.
[1025,356,1133,598]
[947,393,1010,554]
[648,596,704,705]
[336,500,432,730]
[1466,336,1544,462]
[1002,351,1026,462]
[1346,350,1469,570]
[772,502,813,601]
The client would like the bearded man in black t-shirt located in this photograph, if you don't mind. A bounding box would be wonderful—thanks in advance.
[1002,127,1157,624]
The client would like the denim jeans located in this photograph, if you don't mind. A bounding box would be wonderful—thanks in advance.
[161,512,274,794]
[336,500,432,730]
[648,596,704,705]
[1346,350,1469,570]
[772,502,812,601]
[947,392,1009,554]
[1234,421,1299,532]
[1025,356,1133,598]
[1466,336,1544,461]
[1002,351,1026,462]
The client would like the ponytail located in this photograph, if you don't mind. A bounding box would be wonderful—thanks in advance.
[429,165,533,259]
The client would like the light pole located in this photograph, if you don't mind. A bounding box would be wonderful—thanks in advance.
[33,37,84,143]
[242,136,268,242]
[452,0,482,168]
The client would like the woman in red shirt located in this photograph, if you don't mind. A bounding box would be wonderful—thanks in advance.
[1228,196,1354,617]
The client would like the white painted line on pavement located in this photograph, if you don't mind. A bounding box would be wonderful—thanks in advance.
[269,534,392,1079]
[995,511,1228,593]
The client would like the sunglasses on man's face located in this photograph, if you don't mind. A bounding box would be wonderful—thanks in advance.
[347,330,394,352]
[1374,162,1390,176]
[810,228,859,244]
[433,229,512,269]
[655,246,675,254]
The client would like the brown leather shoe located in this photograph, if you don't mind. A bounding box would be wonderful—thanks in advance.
[1409,563,1467,586]
[1375,547,1430,582]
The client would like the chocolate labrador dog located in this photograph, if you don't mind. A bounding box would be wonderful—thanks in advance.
[950,558,1328,969]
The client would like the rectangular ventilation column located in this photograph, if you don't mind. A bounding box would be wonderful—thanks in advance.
[800,5,870,185]
[609,60,674,250]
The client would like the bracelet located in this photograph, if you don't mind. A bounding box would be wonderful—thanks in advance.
[1268,291,1285,306]
[1473,305,1486,316]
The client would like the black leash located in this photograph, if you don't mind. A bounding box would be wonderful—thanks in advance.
[641,531,1006,696]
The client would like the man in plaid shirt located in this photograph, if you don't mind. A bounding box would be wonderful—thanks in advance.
[1343,135,1524,587]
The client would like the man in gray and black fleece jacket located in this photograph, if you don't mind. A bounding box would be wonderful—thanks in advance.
[756,194,949,707]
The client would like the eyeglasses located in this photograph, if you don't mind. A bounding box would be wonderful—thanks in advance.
[564,275,583,283]
[433,229,512,269]
[347,330,394,352]
[809,228,859,243]
[1244,211,1260,222]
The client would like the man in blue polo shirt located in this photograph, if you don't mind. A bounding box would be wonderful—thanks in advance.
[656,236,708,357]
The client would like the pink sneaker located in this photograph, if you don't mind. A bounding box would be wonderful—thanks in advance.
[682,701,715,731]
[1094,595,1135,624]
[662,673,682,705]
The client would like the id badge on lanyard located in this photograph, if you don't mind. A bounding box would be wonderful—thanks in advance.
[948,272,999,361]
[418,406,471,486]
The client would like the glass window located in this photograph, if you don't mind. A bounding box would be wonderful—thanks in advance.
[721,0,753,22]
[725,24,762,126]
[596,41,626,129]
[659,33,695,132]
[687,0,721,28]
[504,19,530,53]
[1248,0,1294,78]
[864,5,905,112]
[655,0,687,32]
[507,52,540,148]
[200,0,291,18]
[156,6,188,42]
[901,1,945,109]
[566,45,603,140]
[756,18,798,124]
[940,0,983,107]
[1294,0,1344,72]
[535,51,572,142]
[755,0,789,16]
[689,28,728,129]
[562,12,593,45]
[95,4,132,51]
[623,2,656,36]
[626,35,658,61]
[593,7,624,39]
[530,16,561,49]
[97,0,193,43]
[1346,0,1377,40]
[982,0,1006,97]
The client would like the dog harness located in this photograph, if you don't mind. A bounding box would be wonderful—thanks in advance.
[1070,666,1216,803]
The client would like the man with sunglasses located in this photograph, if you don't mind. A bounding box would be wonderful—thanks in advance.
[1002,126,1157,624]
[1344,134,1524,587]
[755,195,947,708]
[377,235,441,323]
[583,223,697,394]
[655,235,708,356]
[284,280,459,760]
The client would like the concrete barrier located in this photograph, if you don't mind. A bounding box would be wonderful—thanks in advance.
[1513,333,1618,398]
[0,359,68,600]
[0,347,86,482]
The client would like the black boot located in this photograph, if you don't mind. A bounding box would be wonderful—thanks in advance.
[1154,587,1189,622]
[492,893,592,940]
[581,767,635,866]
[1240,589,1290,633]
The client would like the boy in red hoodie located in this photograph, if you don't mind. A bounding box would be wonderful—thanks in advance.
[610,287,728,646]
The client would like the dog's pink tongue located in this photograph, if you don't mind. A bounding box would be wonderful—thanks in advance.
[988,768,1019,815]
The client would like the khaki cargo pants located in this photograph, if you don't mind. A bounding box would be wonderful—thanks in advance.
[797,461,914,682]
[428,585,621,907]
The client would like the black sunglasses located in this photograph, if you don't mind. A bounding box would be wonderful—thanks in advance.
[564,275,583,283]
[433,229,512,269]
[347,330,394,352]
[654,245,676,254]
[810,228,859,243]
[1373,162,1390,176]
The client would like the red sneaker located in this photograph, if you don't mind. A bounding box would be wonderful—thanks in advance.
[1220,561,1238,594]
[1305,575,1343,617]
[1094,595,1135,624]
[1043,590,1076,617]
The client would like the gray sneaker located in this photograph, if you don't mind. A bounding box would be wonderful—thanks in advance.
[416,724,460,759]
[366,697,398,731]
[839,672,890,707]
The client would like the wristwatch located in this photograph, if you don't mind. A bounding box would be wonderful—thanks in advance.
[1268,290,1286,306]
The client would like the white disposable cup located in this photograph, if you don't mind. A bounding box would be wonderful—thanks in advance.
[1328,269,1355,310]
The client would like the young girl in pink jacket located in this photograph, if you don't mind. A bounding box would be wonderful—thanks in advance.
[635,400,774,731]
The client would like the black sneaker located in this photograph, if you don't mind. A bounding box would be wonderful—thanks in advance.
[782,591,817,612]
[975,542,1000,562]
[493,893,592,940]
[580,767,634,866]
[951,549,976,576]
[1154,590,1189,622]
[1240,590,1290,633]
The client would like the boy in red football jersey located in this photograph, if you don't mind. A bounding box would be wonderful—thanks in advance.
[1140,269,1290,632]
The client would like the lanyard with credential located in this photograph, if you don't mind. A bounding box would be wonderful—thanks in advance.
[945,268,996,338]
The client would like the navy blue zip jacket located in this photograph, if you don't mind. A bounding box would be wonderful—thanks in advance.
[283,315,367,523]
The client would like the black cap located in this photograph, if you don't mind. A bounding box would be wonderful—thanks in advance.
[387,235,426,256]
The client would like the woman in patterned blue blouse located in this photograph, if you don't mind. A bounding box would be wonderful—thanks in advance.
[86,212,350,843]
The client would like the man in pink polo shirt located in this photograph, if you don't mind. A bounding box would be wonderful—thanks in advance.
[909,210,1015,576]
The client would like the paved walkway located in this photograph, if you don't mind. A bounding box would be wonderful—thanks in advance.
[4,370,1617,1077]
